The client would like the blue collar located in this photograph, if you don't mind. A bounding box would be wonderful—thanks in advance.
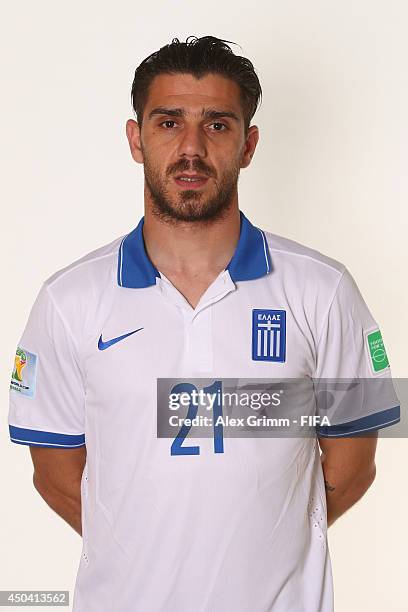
[117,210,272,288]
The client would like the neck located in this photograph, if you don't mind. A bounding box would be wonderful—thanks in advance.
[142,195,241,278]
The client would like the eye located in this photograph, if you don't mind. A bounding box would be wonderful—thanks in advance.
[209,122,227,131]
[160,120,177,129]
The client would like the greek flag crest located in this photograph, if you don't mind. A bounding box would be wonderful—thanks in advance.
[252,309,286,362]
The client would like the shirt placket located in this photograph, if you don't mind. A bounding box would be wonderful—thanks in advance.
[157,270,236,376]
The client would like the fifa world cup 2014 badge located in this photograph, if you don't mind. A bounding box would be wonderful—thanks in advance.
[10,346,37,398]
[252,309,286,362]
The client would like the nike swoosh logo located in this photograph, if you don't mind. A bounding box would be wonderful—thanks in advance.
[98,328,144,350]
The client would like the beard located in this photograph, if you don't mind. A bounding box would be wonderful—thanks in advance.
[142,149,241,224]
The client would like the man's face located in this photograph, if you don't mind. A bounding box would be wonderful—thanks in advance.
[126,73,259,223]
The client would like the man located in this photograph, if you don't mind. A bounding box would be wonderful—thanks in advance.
[8,36,400,611]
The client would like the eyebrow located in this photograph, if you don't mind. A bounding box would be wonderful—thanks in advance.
[147,107,240,122]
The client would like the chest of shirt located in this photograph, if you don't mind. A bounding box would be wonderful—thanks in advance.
[82,278,318,408]
[78,274,322,530]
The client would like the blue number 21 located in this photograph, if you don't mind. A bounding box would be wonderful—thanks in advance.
[170,380,224,456]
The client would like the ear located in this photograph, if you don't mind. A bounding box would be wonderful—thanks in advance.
[240,125,259,169]
[126,119,144,164]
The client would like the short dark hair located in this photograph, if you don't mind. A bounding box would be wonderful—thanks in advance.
[130,35,262,134]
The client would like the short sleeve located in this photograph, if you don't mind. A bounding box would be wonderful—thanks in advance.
[313,268,400,437]
[8,283,86,448]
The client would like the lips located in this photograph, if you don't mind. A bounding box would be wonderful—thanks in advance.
[175,173,208,181]
[174,174,209,189]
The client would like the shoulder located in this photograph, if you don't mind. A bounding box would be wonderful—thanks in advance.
[262,229,348,293]
[39,234,125,328]
[44,234,124,296]
[263,230,345,276]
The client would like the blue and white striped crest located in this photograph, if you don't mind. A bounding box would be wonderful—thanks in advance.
[252,309,286,362]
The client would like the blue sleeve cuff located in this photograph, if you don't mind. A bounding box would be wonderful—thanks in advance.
[9,425,85,448]
[317,405,400,437]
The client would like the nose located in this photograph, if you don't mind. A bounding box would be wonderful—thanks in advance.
[176,123,207,159]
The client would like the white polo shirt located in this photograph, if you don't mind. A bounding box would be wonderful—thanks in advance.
[8,210,400,612]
